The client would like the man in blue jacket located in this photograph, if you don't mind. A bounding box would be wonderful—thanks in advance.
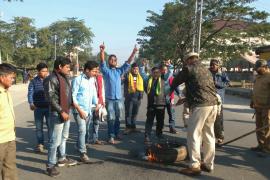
[28,63,49,153]
[209,59,230,145]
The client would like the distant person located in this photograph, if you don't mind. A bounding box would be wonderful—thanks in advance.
[171,52,218,176]
[44,57,77,177]
[209,59,230,145]
[123,63,144,134]
[72,61,99,162]
[250,59,270,153]
[0,63,18,180]
[23,68,27,84]
[27,63,49,153]
[99,43,138,144]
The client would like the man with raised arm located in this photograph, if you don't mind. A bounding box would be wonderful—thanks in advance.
[99,43,138,144]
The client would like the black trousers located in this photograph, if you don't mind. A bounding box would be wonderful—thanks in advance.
[145,106,165,137]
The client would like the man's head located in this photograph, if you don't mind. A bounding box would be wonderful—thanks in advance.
[36,62,48,79]
[0,63,17,89]
[255,59,268,75]
[209,59,220,72]
[53,56,71,76]
[163,59,171,66]
[131,63,139,75]
[183,52,199,65]
[108,54,117,68]
[151,67,161,79]
[84,61,99,78]
[159,64,168,75]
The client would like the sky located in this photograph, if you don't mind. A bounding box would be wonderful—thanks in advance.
[0,0,269,63]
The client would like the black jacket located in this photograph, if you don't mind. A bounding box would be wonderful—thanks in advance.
[43,72,72,114]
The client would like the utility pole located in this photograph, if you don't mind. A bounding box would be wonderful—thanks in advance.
[192,0,198,52]
[197,0,203,54]
[54,35,57,60]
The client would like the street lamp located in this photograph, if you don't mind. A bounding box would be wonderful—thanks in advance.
[74,46,84,75]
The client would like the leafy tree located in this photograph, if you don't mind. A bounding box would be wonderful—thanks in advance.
[49,17,94,56]
[137,0,270,67]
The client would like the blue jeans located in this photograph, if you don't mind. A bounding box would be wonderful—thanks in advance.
[125,95,141,128]
[47,112,70,167]
[73,113,88,154]
[34,108,49,145]
[86,110,100,143]
[106,99,123,138]
[166,102,176,129]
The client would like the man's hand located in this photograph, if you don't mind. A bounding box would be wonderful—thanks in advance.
[95,106,100,116]
[127,44,139,64]
[100,42,105,52]
[30,104,36,111]
[142,59,147,66]
[79,111,88,120]
[176,97,186,106]
[133,44,138,54]
[60,111,70,121]
[100,42,105,62]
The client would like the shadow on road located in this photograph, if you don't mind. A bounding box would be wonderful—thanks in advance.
[216,145,270,179]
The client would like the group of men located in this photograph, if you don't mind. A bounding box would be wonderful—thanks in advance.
[1,45,270,179]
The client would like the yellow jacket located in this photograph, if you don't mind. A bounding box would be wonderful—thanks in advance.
[0,85,16,143]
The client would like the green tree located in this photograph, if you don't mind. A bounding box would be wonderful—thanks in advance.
[49,17,94,56]
[0,20,14,62]
[137,0,270,67]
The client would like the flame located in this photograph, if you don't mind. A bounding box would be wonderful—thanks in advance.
[147,150,158,162]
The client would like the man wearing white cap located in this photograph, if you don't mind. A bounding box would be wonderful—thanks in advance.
[170,52,218,176]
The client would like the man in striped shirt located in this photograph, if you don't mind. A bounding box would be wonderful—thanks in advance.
[27,63,49,153]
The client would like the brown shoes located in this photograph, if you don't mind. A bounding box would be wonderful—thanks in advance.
[179,167,201,176]
[200,163,213,173]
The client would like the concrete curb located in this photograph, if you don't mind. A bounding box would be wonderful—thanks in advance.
[225,87,252,99]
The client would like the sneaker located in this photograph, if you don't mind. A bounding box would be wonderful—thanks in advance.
[45,165,60,177]
[80,153,90,163]
[108,137,115,144]
[169,128,178,134]
[35,144,44,153]
[57,157,77,167]
[200,163,213,173]
[179,167,201,176]
[123,128,132,135]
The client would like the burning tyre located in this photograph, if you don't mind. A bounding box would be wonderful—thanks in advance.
[145,142,187,163]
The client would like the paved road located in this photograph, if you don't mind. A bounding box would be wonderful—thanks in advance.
[10,84,270,180]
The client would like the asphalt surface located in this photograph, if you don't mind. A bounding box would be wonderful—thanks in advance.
[10,84,270,180]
